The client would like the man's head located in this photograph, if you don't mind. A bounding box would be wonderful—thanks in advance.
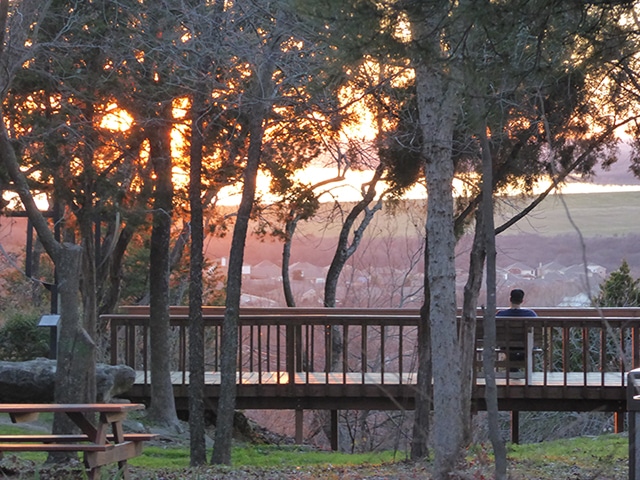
[510,289,525,306]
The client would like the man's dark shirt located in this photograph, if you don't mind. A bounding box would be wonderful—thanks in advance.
[496,308,537,317]
[496,307,536,365]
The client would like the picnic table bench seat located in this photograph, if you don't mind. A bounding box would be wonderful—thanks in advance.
[0,403,153,480]
[0,433,156,443]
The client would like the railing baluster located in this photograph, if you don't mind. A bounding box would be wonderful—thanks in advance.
[266,323,271,373]
[562,326,569,387]
[276,323,282,384]
[361,324,367,384]
[285,321,294,385]
[237,324,243,384]
[601,326,606,387]
[399,325,403,385]
[127,322,136,369]
[142,324,148,385]
[325,325,330,384]
[380,324,385,385]
[305,323,310,384]
[249,324,254,372]
[621,326,627,387]
[181,322,187,386]
[582,325,588,388]
[258,324,262,385]
[343,323,348,385]
[630,327,640,370]
[308,324,314,382]
[110,320,118,366]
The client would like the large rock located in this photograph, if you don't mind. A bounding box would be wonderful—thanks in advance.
[0,358,135,403]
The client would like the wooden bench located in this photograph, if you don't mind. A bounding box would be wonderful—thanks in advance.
[0,403,154,480]
[475,317,543,382]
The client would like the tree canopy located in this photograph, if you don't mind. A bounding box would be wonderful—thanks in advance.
[1,0,640,476]
[595,259,640,307]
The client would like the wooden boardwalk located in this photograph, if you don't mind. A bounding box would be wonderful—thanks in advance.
[103,307,640,416]
[133,370,626,388]
[123,370,629,416]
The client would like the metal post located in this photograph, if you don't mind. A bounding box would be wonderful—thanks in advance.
[38,314,60,360]
[628,369,640,480]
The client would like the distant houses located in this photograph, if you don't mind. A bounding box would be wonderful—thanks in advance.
[505,262,536,279]
[213,256,608,308]
[496,261,607,284]
[250,260,281,281]
[559,292,592,307]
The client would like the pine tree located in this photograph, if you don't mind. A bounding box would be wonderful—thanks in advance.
[595,260,640,307]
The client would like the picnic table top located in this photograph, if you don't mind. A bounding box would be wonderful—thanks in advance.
[0,403,145,414]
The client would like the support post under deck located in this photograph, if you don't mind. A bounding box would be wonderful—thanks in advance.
[295,409,303,444]
[628,369,640,480]
[330,410,338,451]
[510,411,519,445]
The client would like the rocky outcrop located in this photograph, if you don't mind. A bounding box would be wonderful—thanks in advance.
[0,358,135,403]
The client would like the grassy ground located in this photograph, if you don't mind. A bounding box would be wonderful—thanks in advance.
[0,431,629,479]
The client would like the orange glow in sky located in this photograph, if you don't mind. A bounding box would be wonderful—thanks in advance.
[100,104,133,132]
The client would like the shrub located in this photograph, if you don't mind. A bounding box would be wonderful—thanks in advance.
[0,312,50,361]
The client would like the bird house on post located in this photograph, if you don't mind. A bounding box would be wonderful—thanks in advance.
[38,314,60,359]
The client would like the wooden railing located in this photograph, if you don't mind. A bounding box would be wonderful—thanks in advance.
[103,310,418,386]
[100,307,640,391]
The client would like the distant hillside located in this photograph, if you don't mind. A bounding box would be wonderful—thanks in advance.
[201,191,640,279]
[494,190,640,237]
[2,191,639,278]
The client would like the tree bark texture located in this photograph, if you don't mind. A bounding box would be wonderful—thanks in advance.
[50,244,95,461]
[147,112,179,426]
[79,211,98,404]
[212,56,275,463]
[0,2,94,454]
[189,98,207,466]
[282,215,298,307]
[479,119,507,479]
[460,208,486,444]
[211,116,263,464]
[411,6,464,475]
[410,261,431,460]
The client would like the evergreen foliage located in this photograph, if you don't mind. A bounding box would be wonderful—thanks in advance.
[595,260,640,307]
[0,311,49,361]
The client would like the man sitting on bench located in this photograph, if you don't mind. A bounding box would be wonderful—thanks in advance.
[497,289,537,372]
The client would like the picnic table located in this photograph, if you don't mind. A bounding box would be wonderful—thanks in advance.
[0,403,155,480]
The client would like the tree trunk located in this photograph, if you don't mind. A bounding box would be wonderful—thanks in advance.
[50,244,95,462]
[212,55,273,461]
[323,168,384,371]
[1,96,94,453]
[459,208,486,444]
[412,32,464,480]
[98,224,134,315]
[479,120,507,479]
[423,106,463,480]
[281,176,345,308]
[0,4,96,450]
[211,120,262,464]
[189,97,207,466]
[410,247,432,460]
[321,169,383,452]
[323,166,384,309]
[282,215,298,307]
[79,212,98,403]
[146,110,179,426]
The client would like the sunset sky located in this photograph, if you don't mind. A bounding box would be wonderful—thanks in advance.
[215,143,640,206]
